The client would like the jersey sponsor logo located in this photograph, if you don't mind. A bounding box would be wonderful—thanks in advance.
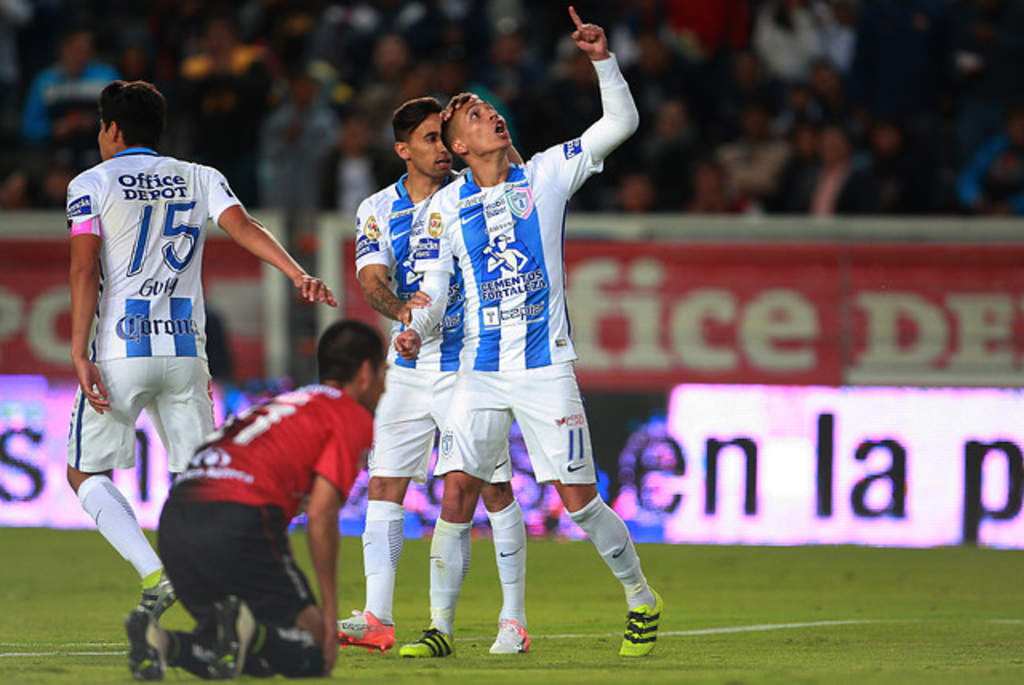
[479,235,547,302]
[67,195,92,218]
[481,302,544,328]
[504,185,533,219]
[428,212,444,238]
[563,138,583,159]
[363,215,381,240]
[398,253,424,290]
[137,276,178,297]
[116,311,200,343]
[117,173,189,200]
[412,237,440,260]
[555,413,586,427]
[356,235,381,258]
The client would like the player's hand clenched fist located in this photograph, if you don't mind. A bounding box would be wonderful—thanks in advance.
[394,329,422,360]
[294,274,338,307]
[569,6,610,61]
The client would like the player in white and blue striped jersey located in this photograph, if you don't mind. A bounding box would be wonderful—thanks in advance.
[395,9,662,658]
[341,97,529,655]
[67,80,335,620]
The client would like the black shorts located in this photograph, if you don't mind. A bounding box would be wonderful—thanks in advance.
[158,495,315,635]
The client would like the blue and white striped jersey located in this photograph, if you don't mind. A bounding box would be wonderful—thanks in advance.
[65,147,241,362]
[414,137,603,371]
[354,174,465,371]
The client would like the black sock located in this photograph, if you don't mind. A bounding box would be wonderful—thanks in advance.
[249,624,324,678]
[166,630,220,680]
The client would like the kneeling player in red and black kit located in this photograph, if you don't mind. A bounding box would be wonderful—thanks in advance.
[124,320,385,680]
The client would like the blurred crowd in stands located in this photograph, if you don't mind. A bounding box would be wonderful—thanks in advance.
[1,0,1023,219]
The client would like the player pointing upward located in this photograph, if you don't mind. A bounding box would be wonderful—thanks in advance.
[66,80,335,620]
[395,7,662,658]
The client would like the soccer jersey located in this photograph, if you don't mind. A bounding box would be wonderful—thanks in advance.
[354,174,465,371]
[174,385,373,522]
[416,138,603,371]
[65,147,241,362]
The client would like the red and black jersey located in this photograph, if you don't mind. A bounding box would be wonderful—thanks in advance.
[173,384,372,521]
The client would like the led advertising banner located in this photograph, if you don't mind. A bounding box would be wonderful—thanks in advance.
[3,376,1022,548]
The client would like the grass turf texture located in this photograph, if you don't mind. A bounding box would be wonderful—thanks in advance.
[0,528,1021,683]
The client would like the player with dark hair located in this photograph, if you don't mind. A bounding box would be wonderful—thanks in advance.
[124,319,385,681]
[67,79,335,623]
[339,96,530,655]
[396,8,662,658]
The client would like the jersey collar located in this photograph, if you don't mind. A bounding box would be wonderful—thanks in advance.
[113,146,159,157]
[395,172,454,201]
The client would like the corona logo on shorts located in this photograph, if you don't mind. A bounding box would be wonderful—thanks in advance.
[428,212,444,238]
[440,430,454,456]
[363,215,381,240]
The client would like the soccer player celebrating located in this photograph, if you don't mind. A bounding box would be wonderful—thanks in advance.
[67,80,335,619]
[395,8,662,657]
[124,320,382,680]
[339,96,530,655]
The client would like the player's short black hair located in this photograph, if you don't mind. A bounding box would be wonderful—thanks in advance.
[99,80,166,150]
[392,97,442,142]
[317,320,384,385]
[440,92,478,152]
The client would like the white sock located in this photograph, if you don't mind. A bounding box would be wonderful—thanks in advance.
[77,475,162,580]
[486,500,527,627]
[429,518,471,637]
[568,496,655,610]
[362,500,404,624]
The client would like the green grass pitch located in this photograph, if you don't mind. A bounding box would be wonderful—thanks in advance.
[0,527,1021,683]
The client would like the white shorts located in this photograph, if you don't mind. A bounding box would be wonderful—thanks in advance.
[437,362,595,485]
[370,365,511,484]
[68,357,214,473]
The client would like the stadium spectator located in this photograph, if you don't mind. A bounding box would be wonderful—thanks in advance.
[0,0,32,127]
[716,101,791,209]
[331,113,384,214]
[617,172,657,213]
[864,118,936,214]
[776,121,821,212]
[179,14,272,206]
[774,82,825,136]
[687,158,751,214]
[957,105,1024,215]
[0,169,29,209]
[664,0,750,61]
[803,123,875,215]
[951,0,1024,164]
[809,59,851,128]
[753,0,823,84]
[621,32,690,132]
[816,0,858,74]
[716,50,779,141]
[642,99,703,210]
[260,69,339,217]
[850,0,952,123]
[20,28,119,171]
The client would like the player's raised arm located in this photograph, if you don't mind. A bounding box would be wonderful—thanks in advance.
[569,6,639,161]
[217,205,337,306]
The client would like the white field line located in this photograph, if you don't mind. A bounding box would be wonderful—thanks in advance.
[0,618,1015,658]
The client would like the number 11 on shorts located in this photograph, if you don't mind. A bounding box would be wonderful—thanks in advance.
[568,427,585,471]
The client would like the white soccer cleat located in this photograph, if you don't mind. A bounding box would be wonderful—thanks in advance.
[489,618,530,654]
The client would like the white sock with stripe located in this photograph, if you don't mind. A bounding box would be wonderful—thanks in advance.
[362,500,404,625]
[568,496,655,610]
[77,475,162,579]
[429,518,472,637]
[486,500,527,627]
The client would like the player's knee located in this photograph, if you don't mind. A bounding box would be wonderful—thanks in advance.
[366,475,410,503]
[481,481,515,511]
[558,482,599,513]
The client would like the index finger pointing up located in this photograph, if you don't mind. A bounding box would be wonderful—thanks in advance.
[568,5,585,30]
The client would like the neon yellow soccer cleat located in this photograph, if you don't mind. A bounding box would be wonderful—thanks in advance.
[399,627,454,658]
[619,589,663,657]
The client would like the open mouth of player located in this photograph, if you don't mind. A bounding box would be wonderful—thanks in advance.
[435,156,452,169]
[495,119,509,139]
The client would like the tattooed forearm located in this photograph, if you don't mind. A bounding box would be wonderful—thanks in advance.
[365,279,405,321]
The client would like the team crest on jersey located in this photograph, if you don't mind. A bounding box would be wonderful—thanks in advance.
[563,138,583,159]
[363,215,381,240]
[428,212,444,238]
[504,186,533,219]
[440,430,454,457]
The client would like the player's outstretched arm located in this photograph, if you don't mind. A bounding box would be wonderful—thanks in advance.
[69,234,110,413]
[218,206,338,306]
[306,475,343,676]
[569,6,639,161]
[358,264,430,325]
